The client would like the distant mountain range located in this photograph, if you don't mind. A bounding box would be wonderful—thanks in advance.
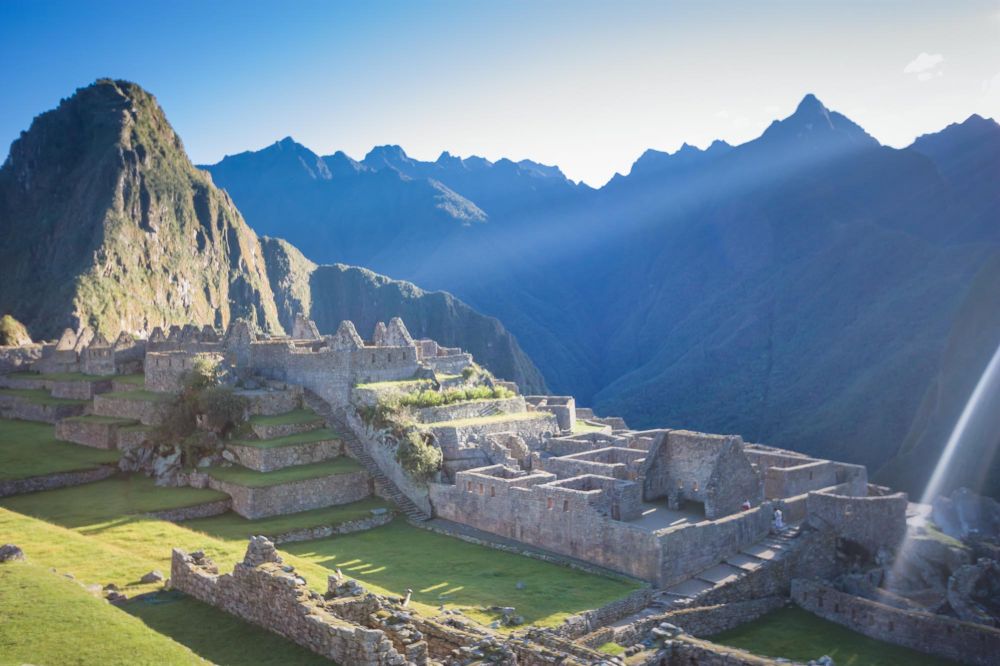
[202,95,1000,498]
[0,80,545,393]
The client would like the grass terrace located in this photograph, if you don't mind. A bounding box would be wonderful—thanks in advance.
[61,414,138,425]
[101,389,174,402]
[0,419,119,481]
[122,591,331,665]
[1,474,227,527]
[183,497,392,541]
[9,371,106,382]
[114,373,146,386]
[0,477,642,632]
[0,387,89,406]
[0,559,205,665]
[573,419,608,434]
[711,605,959,666]
[354,377,433,390]
[248,409,324,427]
[283,520,644,628]
[232,427,340,449]
[206,458,363,487]
[425,411,550,429]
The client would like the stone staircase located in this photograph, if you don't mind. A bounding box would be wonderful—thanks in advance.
[610,524,805,628]
[303,391,431,522]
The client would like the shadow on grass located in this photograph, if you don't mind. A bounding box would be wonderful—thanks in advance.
[122,591,332,666]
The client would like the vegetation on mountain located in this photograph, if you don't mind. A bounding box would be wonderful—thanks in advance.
[0,79,282,339]
[0,314,30,346]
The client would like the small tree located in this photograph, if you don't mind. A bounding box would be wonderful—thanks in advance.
[396,430,442,480]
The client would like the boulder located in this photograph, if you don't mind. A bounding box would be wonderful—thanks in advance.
[140,570,164,584]
[243,535,282,567]
[947,558,1000,627]
[0,544,25,562]
[932,488,1000,542]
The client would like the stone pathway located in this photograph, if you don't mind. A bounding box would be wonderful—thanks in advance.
[609,524,804,628]
[304,390,431,522]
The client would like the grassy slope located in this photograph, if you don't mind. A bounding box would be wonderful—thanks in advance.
[0,477,641,628]
[121,591,331,666]
[0,559,205,665]
[0,419,119,480]
[207,458,363,487]
[711,606,959,666]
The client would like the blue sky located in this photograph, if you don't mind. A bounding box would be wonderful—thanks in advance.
[1,0,999,185]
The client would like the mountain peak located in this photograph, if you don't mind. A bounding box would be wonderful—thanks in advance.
[758,94,879,151]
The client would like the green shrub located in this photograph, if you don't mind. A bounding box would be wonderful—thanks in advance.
[396,386,514,410]
[196,386,247,436]
[0,314,31,346]
[395,430,442,480]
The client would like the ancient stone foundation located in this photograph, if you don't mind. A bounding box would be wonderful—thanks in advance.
[792,578,1000,666]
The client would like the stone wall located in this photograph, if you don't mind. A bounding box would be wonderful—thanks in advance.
[145,351,223,392]
[0,394,87,423]
[666,637,795,665]
[228,439,343,473]
[430,413,558,455]
[0,465,116,498]
[414,396,525,425]
[805,489,908,554]
[792,579,1000,666]
[237,387,302,416]
[50,378,112,400]
[657,505,772,587]
[764,460,837,499]
[553,588,654,638]
[147,498,232,521]
[429,467,662,582]
[268,511,394,545]
[208,469,371,519]
[525,395,576,431]
[170,547,408,665]
[600,597,785,648]
[93,394,170,426]
[55,417,131,449]
[0,344,44,374]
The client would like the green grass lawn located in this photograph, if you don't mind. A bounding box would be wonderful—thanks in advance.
[122,591,332,665]
[207,458,363,487]
[0,418,119,480]
[0,559,205,665]
[114,373,146,386]
[0,479,641,630]
[711,606,960,666]
[0,387,90,406]
[233,427,341,449]
[101,389,174,402]
[425,411,550,428]
[9,371,105,382]
[182,497,392,541]
[573,419,608,434]
[283,520,643,627]
[61,414,138,425]
[0,473,227,528]
[249,408,324,427]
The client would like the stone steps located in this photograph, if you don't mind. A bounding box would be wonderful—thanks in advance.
[654,524,804,612]
[304,391,430,522]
